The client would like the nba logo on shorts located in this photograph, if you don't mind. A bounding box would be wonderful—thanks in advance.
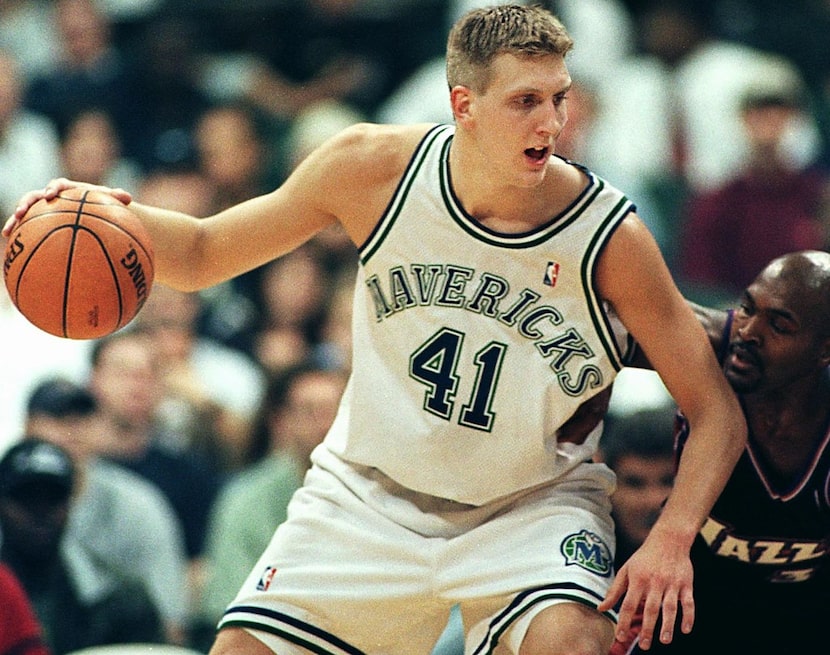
[256,566,278,591]
[543,261,560,287]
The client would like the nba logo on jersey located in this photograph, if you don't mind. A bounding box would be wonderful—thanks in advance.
[543,261,560,287]
[256,566,278,591]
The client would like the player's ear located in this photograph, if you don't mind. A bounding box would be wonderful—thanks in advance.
[450,85,473,123]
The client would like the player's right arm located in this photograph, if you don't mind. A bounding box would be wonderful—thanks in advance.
[4,123,432,292]
[3,175,332,293]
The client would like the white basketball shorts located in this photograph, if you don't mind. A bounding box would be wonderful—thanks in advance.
[218,446,618,655]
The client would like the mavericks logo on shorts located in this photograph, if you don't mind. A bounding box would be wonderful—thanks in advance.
[561,529,613,577]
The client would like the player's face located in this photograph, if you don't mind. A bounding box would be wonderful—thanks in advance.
[725,271,828,394]
[463,53,571,187]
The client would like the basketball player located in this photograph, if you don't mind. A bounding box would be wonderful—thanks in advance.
[5,5,746,654]
[625,250,830,654]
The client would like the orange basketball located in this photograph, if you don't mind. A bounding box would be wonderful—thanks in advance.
[3,188,154,339]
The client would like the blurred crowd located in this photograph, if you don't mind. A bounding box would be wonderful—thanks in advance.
[1,0,830,653]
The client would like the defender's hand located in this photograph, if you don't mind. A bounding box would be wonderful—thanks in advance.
[598,526,695,650]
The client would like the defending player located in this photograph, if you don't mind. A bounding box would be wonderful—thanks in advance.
[5,5,746,654]
[627,250,830,654]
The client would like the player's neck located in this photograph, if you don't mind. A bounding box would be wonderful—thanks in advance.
[448,151,569,233]
[744,374,830,447]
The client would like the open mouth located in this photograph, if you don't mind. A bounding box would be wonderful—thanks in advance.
[727,343,761,372]
[525,146,550,162]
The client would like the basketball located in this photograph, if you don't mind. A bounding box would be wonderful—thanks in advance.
[3,188,154,339]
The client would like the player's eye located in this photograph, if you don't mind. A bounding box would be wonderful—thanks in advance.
[515,95,538,108]
[737,299,754,317]
[769,318,796,335]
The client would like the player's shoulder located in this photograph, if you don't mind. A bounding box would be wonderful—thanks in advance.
[320,122,437,168]
[330,121,437,143]
[297,122,440,227]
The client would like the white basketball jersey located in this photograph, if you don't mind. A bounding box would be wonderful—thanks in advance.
[322,124,635,504]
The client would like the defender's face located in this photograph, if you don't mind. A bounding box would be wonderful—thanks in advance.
[725,272,827,394]
[460,53,571,187]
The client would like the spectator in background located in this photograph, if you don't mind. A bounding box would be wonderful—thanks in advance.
[195,363,347,647]
[703,0,830,167]
[26,2,212,173]
[22,377,191,646]
[586,0,821,271]
[197,36,368,132]
[0,49,62,218]
[0,438,165,654]
[251,322,313,382]
[0,258,91,450]
[0,0,60,82]
[602,0,820,193]
[57,107,143,191]
[283,99,365,173]
[311,266,356,373]
[131,284,267,473]
[23,0,136,165]
[251,245,330,378]
[0,561,50,655]
[122,15,213,170]
[136,166,215,219]
[86,329,222,567]
[193,102,272,215]
[218,0,433,120]
[678,81,830,303]
[191,102,278,351]
[597,404,677,571]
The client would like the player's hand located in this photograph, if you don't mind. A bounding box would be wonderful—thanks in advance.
[3,178,132,237]
[598,525,695,650]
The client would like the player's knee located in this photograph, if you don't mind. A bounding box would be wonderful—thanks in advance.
[518,603,614,655]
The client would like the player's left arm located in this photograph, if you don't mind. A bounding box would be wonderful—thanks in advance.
[625,301,730,370]
[595,213,747,650]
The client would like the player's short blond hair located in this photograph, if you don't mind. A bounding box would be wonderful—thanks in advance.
[446,4,573,93]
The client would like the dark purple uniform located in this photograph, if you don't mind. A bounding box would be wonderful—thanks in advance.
[637,318,830,654]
